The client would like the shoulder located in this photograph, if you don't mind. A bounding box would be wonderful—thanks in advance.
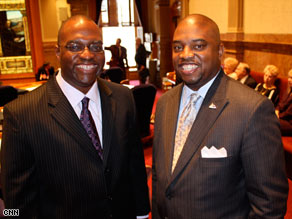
[157,84,181,106]
[4,83,48,114]
[227,77,263,99]
[98,78,132,97]
[226,77,273,112]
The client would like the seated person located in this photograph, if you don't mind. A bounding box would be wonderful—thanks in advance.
[276,69,292,136]
[255,64,279,105]
[1,20,26,56]
[223,57,238,79]
[36,62,54,81]
[235,62,257,89]
[138,67,150,85]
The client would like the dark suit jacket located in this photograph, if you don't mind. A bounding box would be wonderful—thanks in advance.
[135,44,147,70]
[243,75,257,89]
[278,90,292,135]
[1,76,150,218]
[152,70,288,219]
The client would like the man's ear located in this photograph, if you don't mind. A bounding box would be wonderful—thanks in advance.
[218,43,224,59]
[55,45,60,61]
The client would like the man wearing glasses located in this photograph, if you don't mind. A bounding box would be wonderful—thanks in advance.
[1,15,150,219]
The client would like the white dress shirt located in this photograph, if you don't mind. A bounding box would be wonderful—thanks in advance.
[56,71,103,146]
[177,72,219,126]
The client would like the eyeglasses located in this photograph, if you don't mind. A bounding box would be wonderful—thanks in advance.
[60,42,104,53]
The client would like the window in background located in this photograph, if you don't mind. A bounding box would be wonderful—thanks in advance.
[101,0,139,69]
[102,26,136,69]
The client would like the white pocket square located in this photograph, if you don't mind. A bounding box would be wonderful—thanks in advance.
[201,146,227,158]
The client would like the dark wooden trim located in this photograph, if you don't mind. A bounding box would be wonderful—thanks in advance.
[222,40,292,55]
[26,0,44,71]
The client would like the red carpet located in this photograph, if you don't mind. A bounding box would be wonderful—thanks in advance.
[286,179,292,218]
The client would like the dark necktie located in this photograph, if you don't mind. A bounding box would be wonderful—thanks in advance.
[80,97,103,160]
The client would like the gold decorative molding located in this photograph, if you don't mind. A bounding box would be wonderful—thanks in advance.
[0,0,25,11]
[0,56,33,74]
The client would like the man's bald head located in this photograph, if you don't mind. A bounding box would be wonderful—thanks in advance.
[58,15,99,45]
[176,14,221,46]
[172,14,224,91]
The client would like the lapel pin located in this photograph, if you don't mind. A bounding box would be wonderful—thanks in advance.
[209,103,217,109]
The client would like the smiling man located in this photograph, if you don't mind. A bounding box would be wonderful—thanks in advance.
[152,14,288,219]
[1,15,150,218]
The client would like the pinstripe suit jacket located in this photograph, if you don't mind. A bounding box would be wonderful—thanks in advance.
[1,75,150,218]
[152,70,288,219]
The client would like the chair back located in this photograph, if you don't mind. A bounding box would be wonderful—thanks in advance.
[132,84,157,137]
[0,85,18,106]
[105,67,124,84]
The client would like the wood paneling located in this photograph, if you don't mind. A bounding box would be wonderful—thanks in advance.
[222,33,292,77]
[43,41,59,70]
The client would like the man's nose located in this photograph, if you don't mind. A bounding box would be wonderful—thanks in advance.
[79,46,94,58]
[179,46,193,59]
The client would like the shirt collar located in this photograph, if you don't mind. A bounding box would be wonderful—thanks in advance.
[182,70,219,101]
[56,69,99,107]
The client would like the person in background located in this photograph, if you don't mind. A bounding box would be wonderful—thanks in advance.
[1,15,150,218]
[135,37,150,84]
[152,14,288,219]
[1,20,26,56]
[223,57,238,79]
[135,37,148,71]
[276,69,292,136]
[36,62,55,81]
[235,62,257,88]
[105,38,129,79]
[255,64,279,105]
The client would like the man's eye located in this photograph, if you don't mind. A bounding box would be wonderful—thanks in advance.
[90,44,103,52]
[67,43,83,52]
[192,44,205,50]
[173,45,183,52]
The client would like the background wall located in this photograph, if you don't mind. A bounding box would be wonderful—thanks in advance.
[189,0,228,33]
[244,0,292,34]
[38,0,71,70]
[188,0,292,76]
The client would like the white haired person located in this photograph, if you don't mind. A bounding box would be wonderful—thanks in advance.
[255,65,279,105]
[223,57,238,79]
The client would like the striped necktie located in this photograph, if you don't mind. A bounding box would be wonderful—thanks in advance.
[172,92,200,172]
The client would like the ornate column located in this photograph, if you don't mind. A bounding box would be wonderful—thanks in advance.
[222,0,244,61]
[155,0,173,86]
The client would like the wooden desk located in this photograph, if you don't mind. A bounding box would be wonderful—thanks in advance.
[9,81,46,92]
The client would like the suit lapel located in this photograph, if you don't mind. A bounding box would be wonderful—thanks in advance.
[169,71,229,183]
[97,78,115,166]
[46,76,99,159]
[163,84,183,181]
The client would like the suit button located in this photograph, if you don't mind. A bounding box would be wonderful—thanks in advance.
[108,195,112,201]
[105,168,110,173]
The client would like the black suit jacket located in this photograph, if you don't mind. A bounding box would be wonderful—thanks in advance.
[1,75,150,218]
[244,75,257,89]
[105,45,128,70]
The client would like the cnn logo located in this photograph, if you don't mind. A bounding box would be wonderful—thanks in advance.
[3,209,19,216]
